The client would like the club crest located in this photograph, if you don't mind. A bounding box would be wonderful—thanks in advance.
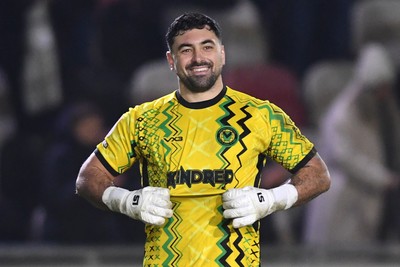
[216,126,239,146]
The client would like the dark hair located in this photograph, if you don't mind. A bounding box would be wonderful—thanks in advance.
[165,12,222,50]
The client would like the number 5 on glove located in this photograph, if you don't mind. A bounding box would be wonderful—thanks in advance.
[222,185,298,228]
[102,186,173,226]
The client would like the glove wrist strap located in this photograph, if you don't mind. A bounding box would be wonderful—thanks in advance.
[102,186,131,214]
[270,184,298,211]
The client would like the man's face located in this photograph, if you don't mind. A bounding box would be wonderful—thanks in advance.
[167,27,225,93]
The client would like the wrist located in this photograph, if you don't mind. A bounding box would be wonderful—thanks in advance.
[102,186,131,213]
[270,184,298,211]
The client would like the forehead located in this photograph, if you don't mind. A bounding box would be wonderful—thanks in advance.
[172,28,220,49]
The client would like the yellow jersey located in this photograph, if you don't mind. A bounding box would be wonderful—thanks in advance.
[96,86,315,266]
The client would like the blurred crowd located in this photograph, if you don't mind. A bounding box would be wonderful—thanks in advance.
[0,0,399,247]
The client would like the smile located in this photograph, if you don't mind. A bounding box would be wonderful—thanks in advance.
[193,67,208,72]
[190,66,210,75]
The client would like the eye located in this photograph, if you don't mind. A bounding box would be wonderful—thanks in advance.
[180,47,192,54]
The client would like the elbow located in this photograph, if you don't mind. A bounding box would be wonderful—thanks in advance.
[323,174,331,193]
[320,169,331,194]
[315,153,331,194]
[75,155,97,198]
[75,174,86,197]
[75,166,92,198]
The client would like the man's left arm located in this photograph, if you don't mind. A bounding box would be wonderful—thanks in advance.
[223,153,330,228]
[290,152,330,206]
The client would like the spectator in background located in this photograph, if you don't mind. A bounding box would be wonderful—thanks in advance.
[303,43,400,246]
[41,102,127,244]
[0,3,54,236]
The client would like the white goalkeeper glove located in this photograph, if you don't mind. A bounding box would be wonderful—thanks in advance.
[102,186,173,226]
[222,184,298,228]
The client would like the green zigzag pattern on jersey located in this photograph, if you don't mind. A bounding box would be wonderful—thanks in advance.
[258,103,307,168]
[160,101,183,170]
[117,154,133,173]
[159,101,175,137]
[118,141,138,173]
[216,96,252,188]
[216,204,233,266]
[163,201,183,266]
[215,97,235,169]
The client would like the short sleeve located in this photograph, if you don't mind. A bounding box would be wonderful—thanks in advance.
[95,108,138,175]
[265,103,315,172]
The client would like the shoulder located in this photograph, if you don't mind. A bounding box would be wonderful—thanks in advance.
[128,91,177,115]
[225,86,280,115]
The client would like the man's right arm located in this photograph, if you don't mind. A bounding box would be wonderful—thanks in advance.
[76,153,115,210]
[76,153,173,225]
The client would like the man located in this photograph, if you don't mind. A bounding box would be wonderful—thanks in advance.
[76,12,330,266]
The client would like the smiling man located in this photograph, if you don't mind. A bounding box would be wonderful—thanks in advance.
[76,12,330,266]
[166,25,225,96]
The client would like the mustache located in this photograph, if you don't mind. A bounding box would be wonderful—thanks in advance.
[187,61,212,69]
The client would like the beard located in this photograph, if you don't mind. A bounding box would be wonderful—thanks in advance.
[178,61,222,93]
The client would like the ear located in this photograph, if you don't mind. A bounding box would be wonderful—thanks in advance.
[166,51,175,70]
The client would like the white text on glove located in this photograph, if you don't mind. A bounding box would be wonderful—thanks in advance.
[102,186,173,226]
[222,185,298,228]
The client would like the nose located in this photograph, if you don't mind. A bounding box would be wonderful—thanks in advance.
[192,48,204,63]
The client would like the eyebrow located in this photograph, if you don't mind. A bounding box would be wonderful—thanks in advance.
[176,39,216,51]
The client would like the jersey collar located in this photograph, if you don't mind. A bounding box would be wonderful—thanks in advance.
[175,86,227,109]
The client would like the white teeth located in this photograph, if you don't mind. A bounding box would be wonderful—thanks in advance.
[193,67,208,72]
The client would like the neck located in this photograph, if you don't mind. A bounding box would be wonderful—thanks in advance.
[178,78,224,103]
